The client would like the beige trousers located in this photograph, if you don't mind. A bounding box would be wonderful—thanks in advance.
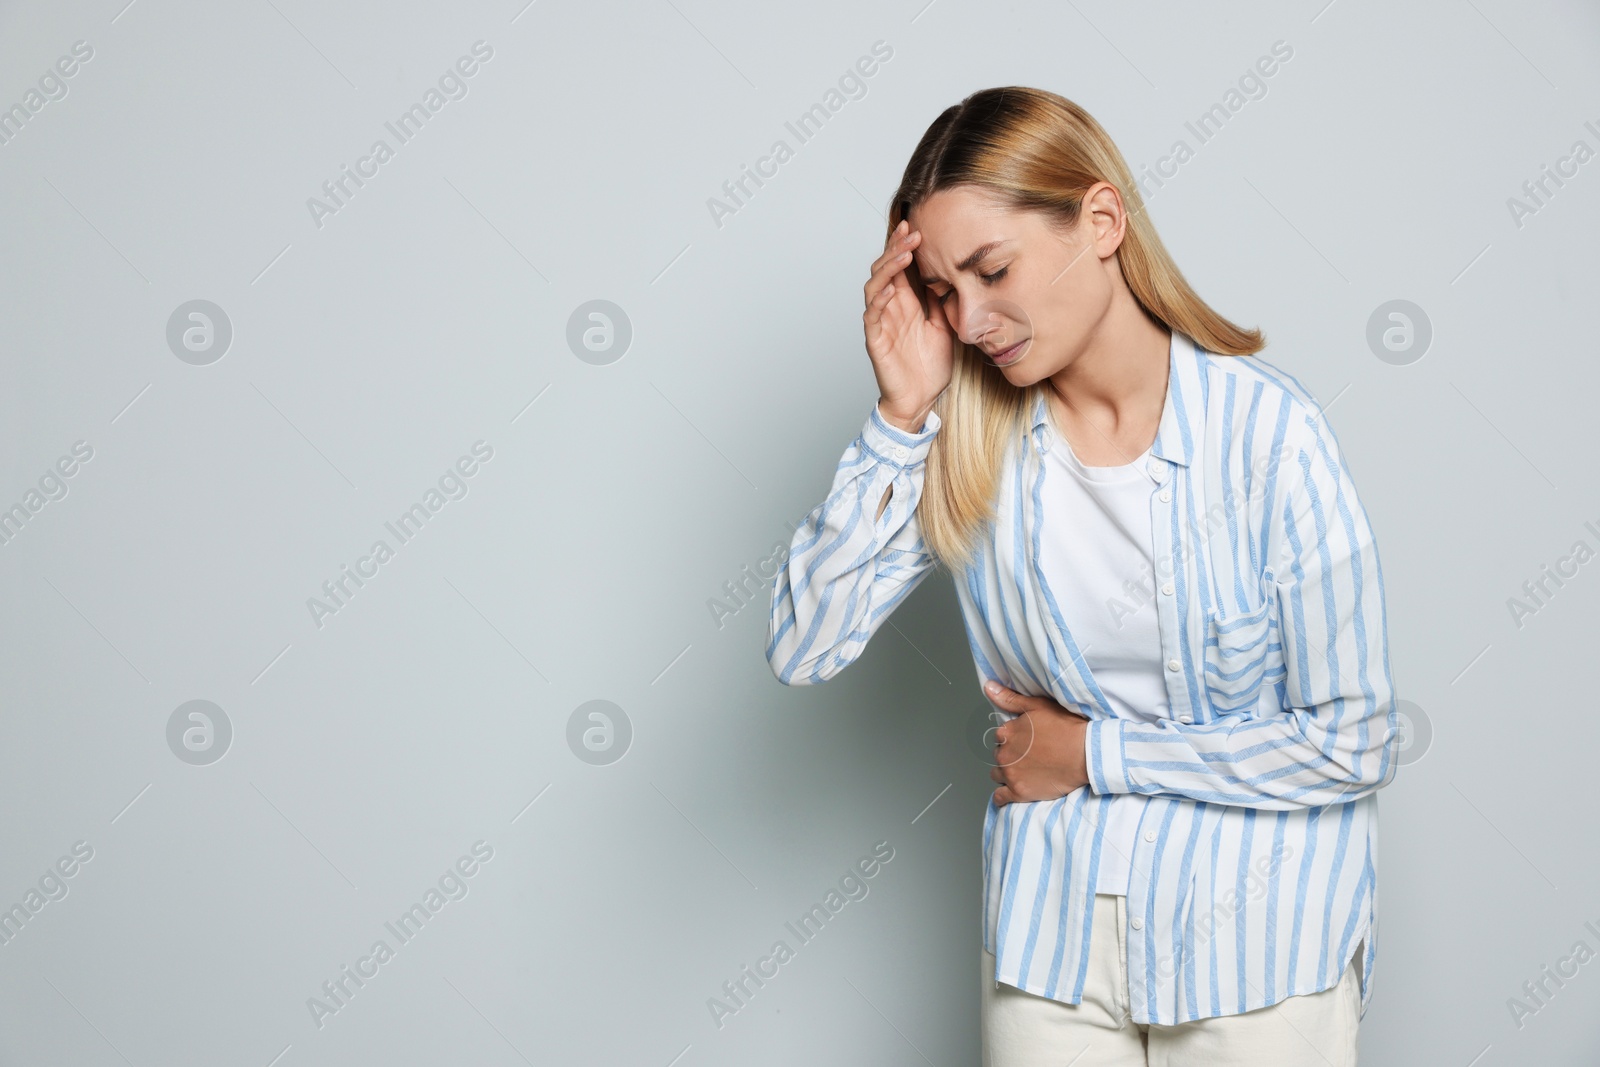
[980,892,1363,1067]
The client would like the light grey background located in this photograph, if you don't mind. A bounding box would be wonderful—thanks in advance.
[0,0,1596,1063]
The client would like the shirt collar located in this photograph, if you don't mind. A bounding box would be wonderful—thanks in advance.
[1028,328,1198,468]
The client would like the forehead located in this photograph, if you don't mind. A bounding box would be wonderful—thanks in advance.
[907,186,1035,268]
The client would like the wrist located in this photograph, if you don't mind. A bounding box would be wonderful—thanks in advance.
[863,401,941,472]
[877,398,933,435]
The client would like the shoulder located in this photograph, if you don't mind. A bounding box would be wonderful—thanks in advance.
[1196,346,1317,415]
[1193,345,1332,454]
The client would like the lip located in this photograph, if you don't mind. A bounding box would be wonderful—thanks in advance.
[988,338,1030,366]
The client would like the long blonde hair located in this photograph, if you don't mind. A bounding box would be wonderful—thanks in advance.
[889,89,1260,575]
[889,87,1264,572]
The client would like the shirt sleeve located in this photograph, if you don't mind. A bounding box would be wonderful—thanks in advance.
[767,401,942,686]
[1084,399,1399,808]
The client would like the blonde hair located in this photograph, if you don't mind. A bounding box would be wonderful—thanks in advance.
[889,87,1264,571]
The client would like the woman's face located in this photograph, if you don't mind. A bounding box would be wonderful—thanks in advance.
[906,182,1123,384]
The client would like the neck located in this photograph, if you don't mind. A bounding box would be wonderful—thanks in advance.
[1048,286,1170,432]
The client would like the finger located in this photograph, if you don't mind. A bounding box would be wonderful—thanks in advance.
[880,220,920,257]
[864,241,916,308]
[1010,692,1050,717]
[865,225,920,292]
[984,681,1016,707]
[863,277,902,339]
[882,217,906,249]
[992,787,1013,807]
[866,225,916,288]
[995,721,1034,767]
[870,236,908,278]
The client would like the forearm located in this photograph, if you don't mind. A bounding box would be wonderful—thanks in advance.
[1084,690,1397,810]
[766,402,941,685]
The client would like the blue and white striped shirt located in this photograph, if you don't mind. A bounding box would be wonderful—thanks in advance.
[766,329,1399,1025]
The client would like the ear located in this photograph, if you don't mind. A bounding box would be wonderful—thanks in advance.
[1083,181,1128,260]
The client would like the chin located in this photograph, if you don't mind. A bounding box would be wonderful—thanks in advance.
[994,345,1057,386]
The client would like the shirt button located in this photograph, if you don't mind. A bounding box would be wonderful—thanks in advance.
[1167,659,1180,671]
[1179,714,1192,724]
[1131,916,1144,930]
[1159,489,1171,502]
[1144,829,1157,843]
[1147,461,1162,477]
[1161,582,1174,596]
[892,446,908,461]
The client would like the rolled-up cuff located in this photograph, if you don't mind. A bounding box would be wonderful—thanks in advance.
[1086,717,1132,795]
[861,401,941,471]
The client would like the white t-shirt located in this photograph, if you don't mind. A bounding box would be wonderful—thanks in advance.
[1037,421,1169,896]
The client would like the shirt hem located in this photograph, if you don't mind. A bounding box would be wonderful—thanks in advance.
[984,915,1372,1026]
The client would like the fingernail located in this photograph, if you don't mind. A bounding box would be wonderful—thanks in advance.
[984,681,999,694]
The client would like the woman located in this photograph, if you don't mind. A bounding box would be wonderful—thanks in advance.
[766,87,1397,1066]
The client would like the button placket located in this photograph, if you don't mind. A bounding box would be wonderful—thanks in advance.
[1125,803,1154,1025]
[1114,894,1131,1024]
[1149,459,1197,727]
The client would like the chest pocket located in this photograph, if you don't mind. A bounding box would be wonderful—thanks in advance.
[1201,594,1277,715]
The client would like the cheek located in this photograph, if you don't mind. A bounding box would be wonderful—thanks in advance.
[1009,281,1102,378]
[1040,268,1110,335]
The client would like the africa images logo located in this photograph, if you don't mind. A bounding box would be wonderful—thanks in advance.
[706,841,895,1030]
[706,40,893,230]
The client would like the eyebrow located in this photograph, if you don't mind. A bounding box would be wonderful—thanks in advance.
[918,240,1008,286]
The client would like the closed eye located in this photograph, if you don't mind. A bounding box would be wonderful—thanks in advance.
[936,266,1009,302]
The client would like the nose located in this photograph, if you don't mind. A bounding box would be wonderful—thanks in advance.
[958,298,1030,354]
[960,306,1010,349]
